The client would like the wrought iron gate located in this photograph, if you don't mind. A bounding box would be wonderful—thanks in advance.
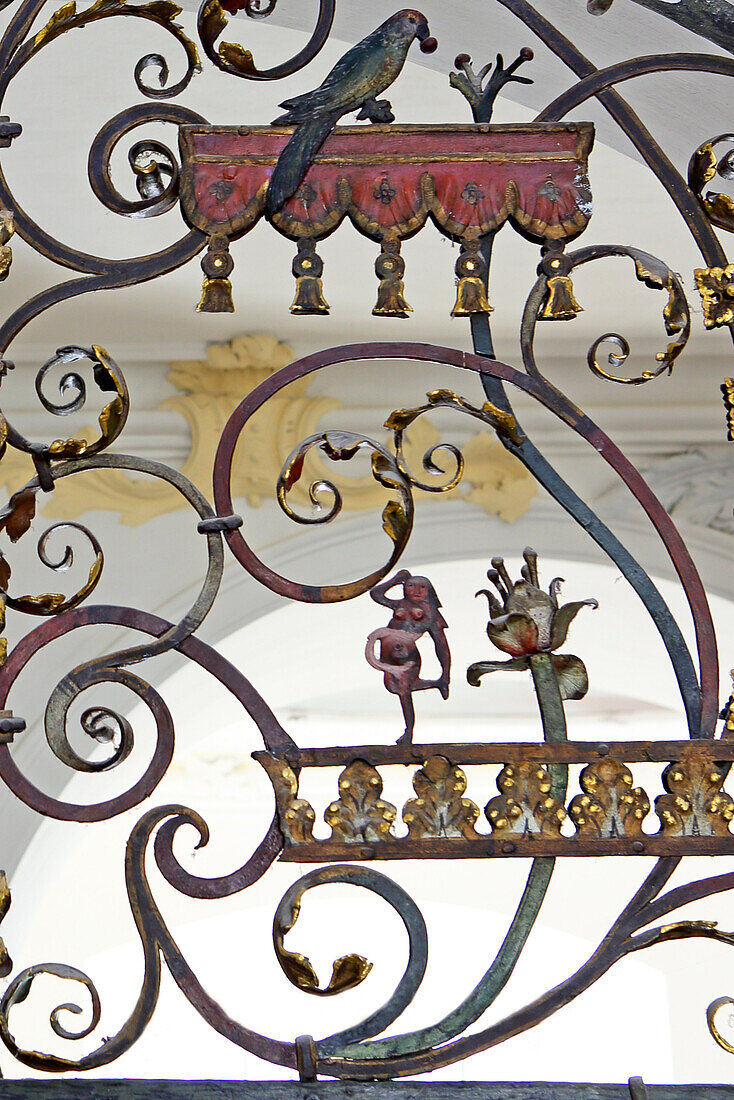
[0,0,731,1091]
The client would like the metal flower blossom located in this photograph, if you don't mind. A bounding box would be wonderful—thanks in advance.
[467,548,598,700]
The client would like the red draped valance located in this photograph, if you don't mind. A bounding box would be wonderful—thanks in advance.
[179,122,594,244]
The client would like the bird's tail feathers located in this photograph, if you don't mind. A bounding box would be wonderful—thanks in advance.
[266,113,338,215]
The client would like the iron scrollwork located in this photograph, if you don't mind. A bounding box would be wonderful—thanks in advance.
[197,0,335,82]
[0,0,731,1086]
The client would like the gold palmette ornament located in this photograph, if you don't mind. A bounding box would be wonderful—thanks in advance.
[196,233,234,313]
[451,237,492,316]
[290,239,329,315]
[373,237,412,317]
[538,244,582,320]
[696,264,734,329]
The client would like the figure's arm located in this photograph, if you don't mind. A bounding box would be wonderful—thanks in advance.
[370,569,410,609]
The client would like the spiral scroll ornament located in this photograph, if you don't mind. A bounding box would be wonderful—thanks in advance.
[689,134,734,235]
[197,0,335,81]
[521,245,691,386]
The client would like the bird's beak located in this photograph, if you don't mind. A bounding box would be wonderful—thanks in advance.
[415,17,438,53]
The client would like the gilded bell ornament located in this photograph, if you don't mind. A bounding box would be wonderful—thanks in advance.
[197,234,235,313]
[290,240,329,315]
[538,248,582,320]
[373,240,412,317]
[540,274,583,320]
[451,239,492,317]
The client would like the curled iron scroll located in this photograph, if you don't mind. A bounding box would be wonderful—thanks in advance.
[4,521,104,616]
[273,864,428,1054]
[0,344,130,461]
[0,577,295,820]
[0,0,201,102]
[0,962,103,1066]
[197,0,335,80]
[689,134,734,234]
[88,105,208,220]
[521,245,690,386]
[0,803,169,1072]
[0,607,176,820]
[386,387,522,492]
[218,420,416,603]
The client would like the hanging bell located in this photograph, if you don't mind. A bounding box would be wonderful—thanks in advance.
[538,245,582,320]
[451,237,492,317]
[540,276,583,320]
[290,239,329,315]
[196,234,234,313]
[373,238,412,317]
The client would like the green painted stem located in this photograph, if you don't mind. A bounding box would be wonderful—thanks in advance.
[529,651,568,800]
[331,655,568,1059]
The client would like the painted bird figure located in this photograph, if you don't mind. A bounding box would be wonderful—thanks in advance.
[266,9,437,215]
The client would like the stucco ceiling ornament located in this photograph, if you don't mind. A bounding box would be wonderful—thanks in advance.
[600,446,734,536]
[0,335,535,527]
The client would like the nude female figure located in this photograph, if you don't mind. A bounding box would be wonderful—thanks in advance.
[365,569,450,744]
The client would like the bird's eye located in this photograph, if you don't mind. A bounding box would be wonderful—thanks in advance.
[408,13,416,20]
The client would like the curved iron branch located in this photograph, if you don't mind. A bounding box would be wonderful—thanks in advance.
[197,0,334,80]
[500,0,730,271]
[536,52,734,122]
[213,341,712,736]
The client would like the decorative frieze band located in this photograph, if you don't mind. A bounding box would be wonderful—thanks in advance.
[255,742,734,859]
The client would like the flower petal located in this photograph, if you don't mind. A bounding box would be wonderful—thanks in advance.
[548,577,564,608]
[552,654,589,700]
[487,612,539,656]
[550,598,598,649]
[506,580,555,618]
[467,656,529,686]
[506,582,557,647]
[476,588,504,620]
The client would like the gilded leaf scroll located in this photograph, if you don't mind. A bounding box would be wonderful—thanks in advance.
[403,756,480,839]
[0,872,11,977]
[255,755,315,843]
[261,751,734,851]
[656,756,734,836]
[325,760,397,842]
[485,762,566,837]
[569,759,649,838]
